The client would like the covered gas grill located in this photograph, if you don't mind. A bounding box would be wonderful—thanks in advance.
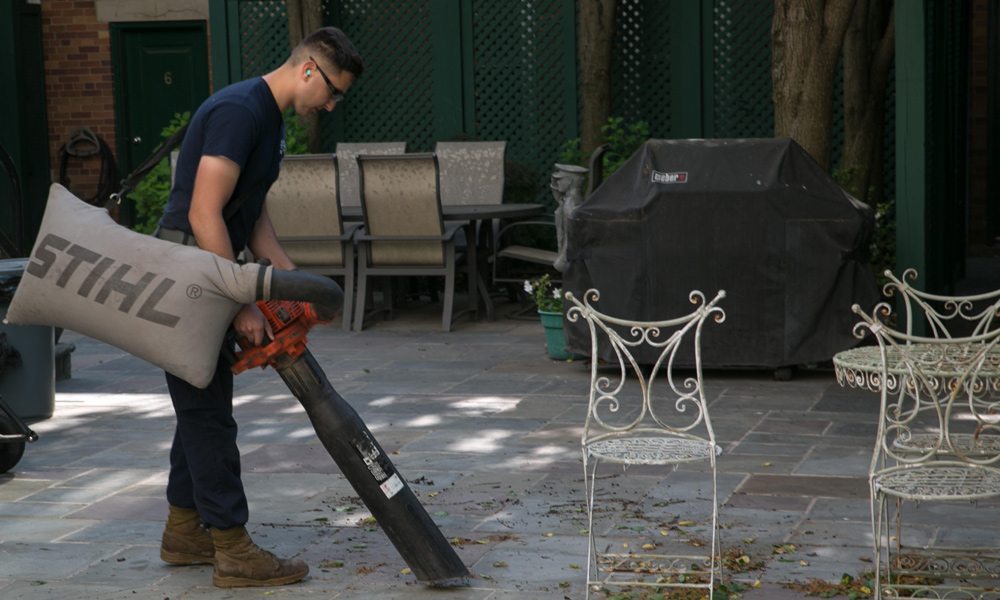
[562,137,880,369]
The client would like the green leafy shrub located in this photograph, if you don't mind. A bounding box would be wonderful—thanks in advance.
[833,166,895,286]
[559,116,650,180]
[283,109,310,155]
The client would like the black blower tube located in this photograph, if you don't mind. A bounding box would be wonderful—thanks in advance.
[267,268,344,321]
[272,349,471,586]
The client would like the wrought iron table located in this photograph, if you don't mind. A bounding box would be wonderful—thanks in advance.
[833,342,1000,394]
[834,341,1000,457]
[343,203,545,320]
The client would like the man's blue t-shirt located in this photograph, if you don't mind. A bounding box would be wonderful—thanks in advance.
[159,77,285,254]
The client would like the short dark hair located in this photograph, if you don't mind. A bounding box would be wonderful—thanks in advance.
[294,26,364,79]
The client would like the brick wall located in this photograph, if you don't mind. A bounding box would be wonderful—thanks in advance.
[968,0,989,249]
[41,0,116,204]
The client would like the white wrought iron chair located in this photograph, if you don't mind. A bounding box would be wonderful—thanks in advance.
[265,153,358,330]
[880,268,1000,456]
[335,141,406,208]
[850,300,1000,600]
[882,268,1000,339]
[565,288,727,599]
[353,153,473,332]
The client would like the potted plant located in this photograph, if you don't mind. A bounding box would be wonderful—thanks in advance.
[524,274,571,360]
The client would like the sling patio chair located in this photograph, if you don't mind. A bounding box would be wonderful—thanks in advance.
[353,153,474,332]
[265,153,358,330]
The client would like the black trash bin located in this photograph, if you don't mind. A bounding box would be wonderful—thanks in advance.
[0,258,55,421]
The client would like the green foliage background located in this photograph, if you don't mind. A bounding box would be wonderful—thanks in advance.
[834,166,896,286]
[559,116,650,180]
[129,112,190,234]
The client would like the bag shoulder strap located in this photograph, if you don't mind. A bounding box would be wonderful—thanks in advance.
[112,123,189,204]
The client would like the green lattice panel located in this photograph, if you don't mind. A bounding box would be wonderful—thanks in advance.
[882,63,895,200]
[471,0,576,208]
[330,0,435,150]
[712,0,773,138]
[612,0,671,138]
[239,0,290,78]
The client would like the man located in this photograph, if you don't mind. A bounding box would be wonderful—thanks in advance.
[153,27,363,588]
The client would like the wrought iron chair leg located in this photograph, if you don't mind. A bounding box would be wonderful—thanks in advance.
[874,492,887,600]
[708,463,719,600]
[869,479,881,600]
[584,454,600,599]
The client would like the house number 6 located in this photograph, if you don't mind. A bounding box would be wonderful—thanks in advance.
[164,71,173,85]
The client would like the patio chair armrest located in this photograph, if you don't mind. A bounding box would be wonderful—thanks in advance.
[442,221,470,241]
[356,230,463,243]
[278,232,356,243]
[342,223,362,239]
[495,219,555,243]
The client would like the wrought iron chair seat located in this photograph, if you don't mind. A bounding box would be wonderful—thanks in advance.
[893,433,1000,457]
[875,463,1000,501]
[587,436,716,465]
[890,548,1000,587]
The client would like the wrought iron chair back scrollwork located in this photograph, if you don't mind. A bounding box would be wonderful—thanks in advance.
[850,300,1000,600]
[883,268,1000,338]
[566,288,726,599]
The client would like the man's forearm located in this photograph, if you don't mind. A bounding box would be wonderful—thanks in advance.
[248,207,296,270]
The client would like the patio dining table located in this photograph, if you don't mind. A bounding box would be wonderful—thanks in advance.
[833,341,1000,454]
[833,342,1000,393]
[342,203,545,320]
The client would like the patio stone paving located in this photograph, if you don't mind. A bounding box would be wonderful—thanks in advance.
[2,298,998,598]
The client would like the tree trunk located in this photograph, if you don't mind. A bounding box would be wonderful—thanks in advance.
[578,0,616,155]
[772,0,858,169]
[841,0,895,203]
[286,0,325,152]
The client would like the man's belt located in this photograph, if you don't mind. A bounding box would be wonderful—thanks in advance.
[153,226,198,247]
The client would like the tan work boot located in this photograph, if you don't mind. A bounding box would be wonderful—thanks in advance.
[160,505,215,565]
[209,525,309,588]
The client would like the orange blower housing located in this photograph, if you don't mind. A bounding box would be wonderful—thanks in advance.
[231,300,331,374]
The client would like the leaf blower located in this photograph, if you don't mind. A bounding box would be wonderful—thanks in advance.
[230,298,470,587]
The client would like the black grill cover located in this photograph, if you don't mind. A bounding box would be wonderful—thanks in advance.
[563,138,879,368]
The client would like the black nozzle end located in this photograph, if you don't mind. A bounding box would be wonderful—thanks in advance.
[267,269,344,316]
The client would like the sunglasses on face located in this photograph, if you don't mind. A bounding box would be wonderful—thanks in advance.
[309,55,345,103]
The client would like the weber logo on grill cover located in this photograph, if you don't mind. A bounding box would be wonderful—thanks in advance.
[651,170,688,184]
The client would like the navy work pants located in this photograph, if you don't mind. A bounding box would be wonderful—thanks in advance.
[165,353,249,530]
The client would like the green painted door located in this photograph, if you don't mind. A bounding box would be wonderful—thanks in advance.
[111,22,209,222]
